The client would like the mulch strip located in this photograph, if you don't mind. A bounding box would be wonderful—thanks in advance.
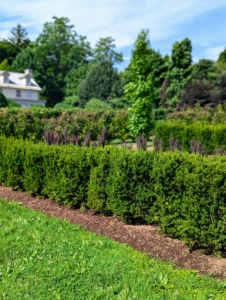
[1,185,226,279]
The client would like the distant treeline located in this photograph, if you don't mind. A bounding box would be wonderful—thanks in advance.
[1,17,226,109]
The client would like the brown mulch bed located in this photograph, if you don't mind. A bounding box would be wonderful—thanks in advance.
[1,185,226,279]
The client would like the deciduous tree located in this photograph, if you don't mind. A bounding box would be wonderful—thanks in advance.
[35,16,91,106]
[124,29,154,138]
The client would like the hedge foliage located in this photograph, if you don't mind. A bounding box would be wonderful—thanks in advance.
[1,136,226,254]
[0,108,130,142]
[155,121,226,153]
[166,107,226,124]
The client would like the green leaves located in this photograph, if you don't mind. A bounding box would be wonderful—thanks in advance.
[78,61,124,107]
[2,136,226,253]
[93,37,123,65]
[0,92,8,108]
[166,38,192,106]
[155,121,226,153]
[124,30,154,138]
[34,17,92,107]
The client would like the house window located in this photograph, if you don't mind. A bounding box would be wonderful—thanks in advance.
[16,90,21,97]
[27,91,32,99]
[3,74,8,83]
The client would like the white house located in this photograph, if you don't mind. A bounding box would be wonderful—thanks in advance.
[0,69,46,107]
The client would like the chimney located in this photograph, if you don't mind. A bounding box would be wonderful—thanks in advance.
[25,69,33,77]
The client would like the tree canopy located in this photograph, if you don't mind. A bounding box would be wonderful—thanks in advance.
[78,61,124,107]
[8,24,30,51]
[165,38,192,106]
[94,37,123,65]
[1,17,226,110]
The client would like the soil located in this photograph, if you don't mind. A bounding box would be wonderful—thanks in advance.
[1,185,226,279]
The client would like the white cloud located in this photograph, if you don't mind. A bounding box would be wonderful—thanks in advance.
[1,0,226,49]
[205,46,225,60]
[123,56,131,60]
[192,56,201,63]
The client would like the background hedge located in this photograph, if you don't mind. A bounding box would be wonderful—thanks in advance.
[155,121,226,153]
[0,108,130,142]
[1,136,226,254]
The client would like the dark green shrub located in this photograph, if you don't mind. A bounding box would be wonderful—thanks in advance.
[6,98,21,108]
[87,147,112,212]
[106,147,156,222]
[0,92,8,108]
[23,143,46,195]
[54,102,73,109]
[1,137,226,253]
[1,138,25,189]
[42,145,93,207]
[0,108,129,143]
[155,121,226,153]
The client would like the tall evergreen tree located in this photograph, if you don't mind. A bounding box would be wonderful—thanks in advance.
[0,40,18,66]
[8,24,30,51]
[11,47,37,73]
[78,61,124,107]
[94,37,123,65]
[165,38,192,106]
[192,59,221,84]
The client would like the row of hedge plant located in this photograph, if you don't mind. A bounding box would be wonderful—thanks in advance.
[155,121,226,154]
[0,107,130,142]
[166,107,226,124]
[1,136,226,254]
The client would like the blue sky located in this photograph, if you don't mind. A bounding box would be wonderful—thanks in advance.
[1,0,226,70]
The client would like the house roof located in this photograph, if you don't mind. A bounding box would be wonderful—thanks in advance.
[0,70,42,91]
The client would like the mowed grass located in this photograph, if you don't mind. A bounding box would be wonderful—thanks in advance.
[0,199,226,300]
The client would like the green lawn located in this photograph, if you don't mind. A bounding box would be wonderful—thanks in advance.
[0,198,226,300]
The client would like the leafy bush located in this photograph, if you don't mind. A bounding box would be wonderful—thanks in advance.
[0,92,8,108]
[2,137,226,253]
[6,98,21,108]
[63,95,79,107]
[166,106,226,124]
[155,121,226,153]
[54,102,73,109]
[84,98,112,111]
[29,104,46,110]
[0,108,129,142]
[108,97,130,109]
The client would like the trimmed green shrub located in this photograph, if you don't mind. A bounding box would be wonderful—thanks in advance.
[87,147,112,212]
[0,138,25,189]
[0,108,130,142]
[105,147,156,222]
[2,137,226,253]
[155,121,226,153]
